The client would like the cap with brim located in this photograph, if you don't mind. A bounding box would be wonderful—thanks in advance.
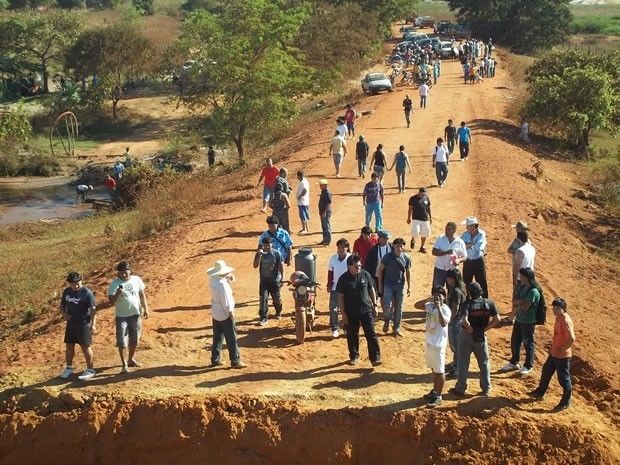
[319,179,328,185]
[116,262,131,272]
[207,260,235,276]
[461,216,479,226]
[66,271,82,283]
[377,230,390,239]
[511,221,528,230]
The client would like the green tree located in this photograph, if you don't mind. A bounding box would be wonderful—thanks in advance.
[0,11,82,93]
[66,24,153,118]
[177,0,314,161]
[525,53,619,154]
[447,0,572,54]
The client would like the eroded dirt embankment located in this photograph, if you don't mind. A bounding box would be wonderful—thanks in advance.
[0,394,614,465]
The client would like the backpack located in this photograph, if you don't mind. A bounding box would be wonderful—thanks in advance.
[535,287,547,325]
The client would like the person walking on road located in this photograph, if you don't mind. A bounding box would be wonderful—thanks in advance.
[450,282,502,397]
[445,269,467,379]
[318,179,332,246]
[270,180,291,233]
[329,130,347,178]
[432,138,450,187]
[253,236,284,326]
[461,216,488,297]
[529,297,575,411]
[444,119,457,155]
[501,267,541,376]
[208,260,247,369]
[407,187,432,253]
[207,145,216,168]
[337,255,381,366]
[403,95,413,128]
[369,144,387,184]
[423,286,451,406]
[419,82,430,109]
[457,121,472,161]
[296,170,310,234]
[432,222,467,289]
[377,237,411,337]
[59,272,97,381]
[387,145,412,193]
[364,230,392,292]
[353,226,378,267]
[512,229,536,291]
[327,239,352,338]
[258,215,293,266]
[257,158,280,213]
[345,104,356,139]
[356,135,370,178]
[363,173,384,233]
[107,261,149,374]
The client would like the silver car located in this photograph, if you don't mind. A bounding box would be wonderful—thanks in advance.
[361,73,394,94]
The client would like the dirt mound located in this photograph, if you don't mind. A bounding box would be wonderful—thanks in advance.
[0,395,614,465]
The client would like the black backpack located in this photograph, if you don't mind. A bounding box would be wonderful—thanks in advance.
[535,287,547,325]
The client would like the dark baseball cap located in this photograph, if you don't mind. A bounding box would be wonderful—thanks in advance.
[66,271,82,283]
[116,261,131,272]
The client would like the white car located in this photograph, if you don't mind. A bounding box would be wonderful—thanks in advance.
[361,73,394,94]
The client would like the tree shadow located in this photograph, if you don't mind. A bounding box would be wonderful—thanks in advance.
[155,299,259,314]
[193,214,250,225]
[68,364,210,387]
[312,371,431,391]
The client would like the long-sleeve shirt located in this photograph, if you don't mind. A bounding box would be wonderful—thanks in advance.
[210,276,235,321]
[461,228,487,260]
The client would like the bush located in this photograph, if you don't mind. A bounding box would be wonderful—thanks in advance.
[85,0,119,9]
[0,102,32,143]
[132,0,154,15]
[115,163,184,207]
[593,147,620,212]
[56,0,82,8]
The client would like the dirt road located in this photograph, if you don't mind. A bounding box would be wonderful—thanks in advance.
[1,46,619,464]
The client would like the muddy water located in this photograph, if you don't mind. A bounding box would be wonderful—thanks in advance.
[0,184,109,226]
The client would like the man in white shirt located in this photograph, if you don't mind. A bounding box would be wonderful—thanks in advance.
[296,170,310,234]
[424,286,451,407]
[512,229,536,290]
[419,83,430,109]
[329,130,347,178]
[432,138,450,187]
[431,222,467,289]
[208,259,247,369]
[327,239,351,338]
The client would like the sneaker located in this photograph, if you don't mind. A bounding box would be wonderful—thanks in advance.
[120,366,129,374]
[410,239,415,249]
[258,318,268,326]
[448,387,465,397]
[349,357,359,366]
[78,368,96,381]
[382,320,390,333]
[419,247,427,253]
[519,366,533,376]
[427,396,443,407]
[393,327,404,337]
[554,402,570,411]
[528,389,544,400]
[59,367,73,379]
[423,389,437,401]
[479,390,491,397]
[210,361,224,368]
[500,362,520,372]
[371,360,382,367]
[332,330,339,338]
[232,361,247,369]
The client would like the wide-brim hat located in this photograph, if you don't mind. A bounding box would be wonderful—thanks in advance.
[461,216,479,226]
[207,260,235,276]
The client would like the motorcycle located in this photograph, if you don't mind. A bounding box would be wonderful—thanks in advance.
[413,75,433,89]
[287,271,319,344]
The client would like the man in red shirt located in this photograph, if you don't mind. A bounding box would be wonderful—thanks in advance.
[344,104,356,139]
[352,226,378,266]
[256,158,280,213]
[104,174,116,191]
[529,297,575,410]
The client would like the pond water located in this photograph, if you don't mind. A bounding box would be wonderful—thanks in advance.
[0,184,110,226]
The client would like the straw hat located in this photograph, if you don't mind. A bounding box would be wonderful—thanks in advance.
[461,216,479,226]
[207,260,235,276]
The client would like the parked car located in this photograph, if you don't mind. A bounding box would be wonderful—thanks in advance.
[439,41,457,59]
[404,31,428,41]
[400,26,417,39]
[361,73,393,94]
[448,24,472,39]
[415,16,435,28]
[414,37,442,52]
[434,20,452,35]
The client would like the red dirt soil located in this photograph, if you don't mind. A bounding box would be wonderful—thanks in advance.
[1,40,619,464]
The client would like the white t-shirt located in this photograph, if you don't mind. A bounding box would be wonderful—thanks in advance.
[517,242,536,270]
[419,84,429,96]
[433,145,449,163]
[107,275,146,318]
[296,178,310,206]
[425,302,451,347]
[433,234,467,271]
[328,253,351,291]
[76,184,90,192]
[336,124,348,140]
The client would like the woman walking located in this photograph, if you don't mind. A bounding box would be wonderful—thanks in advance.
[387,145,412,193]
[369,144,387,184]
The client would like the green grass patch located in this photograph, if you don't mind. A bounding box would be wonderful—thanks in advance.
[412,1,454,21]
[571,16,620,35]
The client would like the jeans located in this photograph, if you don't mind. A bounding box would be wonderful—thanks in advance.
[320,210,332,244]
[463,257,488,298]
[420,95,427,108]
[435,162,448,186]
[273,208,290,233]
[447,138,455,154]
[455,331,491,393]
[510,322,536,369]
[536,355,572,405]
[395,170,407,191]
[382,284,404,330]
[357,158,367,177]
[329,290,340,331]
[448,319,463,368]
[259,279,283,320]
[365,202,383,232]
[346,311,380,363]
[211,316,240,365]
[459,141,470,159]
[432,267,448,290]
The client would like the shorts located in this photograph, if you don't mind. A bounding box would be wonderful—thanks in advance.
[64,322,92,346]
[346,122,355,131]
[374,165,385,178]
[298,205,310,221]
[262,185,274,202]
[115,315,142,348]
[410,220,431,238]
[426,343,446,374]
[333,153,343,166]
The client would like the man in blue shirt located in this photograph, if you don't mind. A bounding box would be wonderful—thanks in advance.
[377,237,411,337]
[456,121,472,161]
[363,173,384,232]
[461,216,488,297]
[258,216,293,266]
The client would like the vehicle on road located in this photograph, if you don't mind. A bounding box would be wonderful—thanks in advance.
[415,16,435,28]
[434,20,452,35]
[400,26,417,39]
[287,272,319,344]
[439,41,457,59]
[361,73,394,94]
[448,24,472,39]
